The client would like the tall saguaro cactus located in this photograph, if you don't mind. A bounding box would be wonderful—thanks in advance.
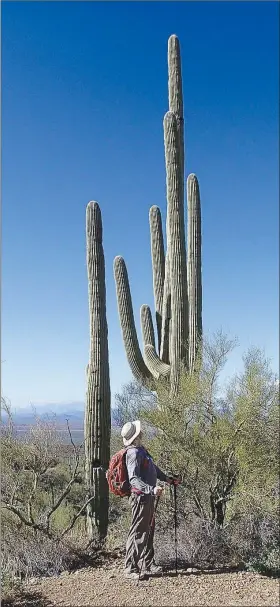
[84,201,111,540]
[114,34,202,393]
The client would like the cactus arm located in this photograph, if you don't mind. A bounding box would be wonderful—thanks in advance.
[164,111,189,388]
[114,256,152,383]
[149,206,165,352]
[140,304,156,349]
[84,201,110,540]
[187,174,202,371]
[144,344,170,380]
[160,251,171,364]
[141,304,170,379]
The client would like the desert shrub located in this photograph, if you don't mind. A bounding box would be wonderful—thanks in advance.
[248,547,280,577]
[1,403,144,596]
[0,403,102,598]
[114,334,279,574]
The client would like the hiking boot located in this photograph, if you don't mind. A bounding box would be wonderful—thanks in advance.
[124,570,145,581]
[143,564,163,575]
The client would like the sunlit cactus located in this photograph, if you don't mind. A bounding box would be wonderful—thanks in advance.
[114,35,202,393]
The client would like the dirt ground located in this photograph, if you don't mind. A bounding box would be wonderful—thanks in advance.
[8,558,280,607]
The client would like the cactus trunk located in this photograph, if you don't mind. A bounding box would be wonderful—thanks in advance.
[84,201,111,541]
[164,111,188,389]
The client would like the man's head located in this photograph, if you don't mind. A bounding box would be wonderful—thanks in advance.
[121,420,142,447]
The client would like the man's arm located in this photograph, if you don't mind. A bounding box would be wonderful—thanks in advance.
[154,463,182,486]
[154,464,168,483]
[126,448,155,495]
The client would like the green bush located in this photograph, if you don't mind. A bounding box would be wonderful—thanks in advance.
[115,334,279,574]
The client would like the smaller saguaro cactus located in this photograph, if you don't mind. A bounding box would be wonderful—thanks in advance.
[84,201,111,540]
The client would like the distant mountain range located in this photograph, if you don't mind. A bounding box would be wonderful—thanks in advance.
[1,403,84,429]
[1,403,119,432]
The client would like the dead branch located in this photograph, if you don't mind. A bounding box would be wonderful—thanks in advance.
[2,503,46,534]
[60,495,95,540]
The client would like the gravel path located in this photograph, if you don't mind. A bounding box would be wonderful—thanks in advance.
[16,559,279,607]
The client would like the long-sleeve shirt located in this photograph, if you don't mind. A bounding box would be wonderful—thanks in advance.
[126,445,168,495]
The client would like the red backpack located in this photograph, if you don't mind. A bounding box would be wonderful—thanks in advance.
[106,448,130,497]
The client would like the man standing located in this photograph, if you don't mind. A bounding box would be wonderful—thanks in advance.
[121,419,181,579]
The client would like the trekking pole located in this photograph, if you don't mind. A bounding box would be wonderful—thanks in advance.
[169,473,181,575]
[137,494,160,584]
[174,481,178,575]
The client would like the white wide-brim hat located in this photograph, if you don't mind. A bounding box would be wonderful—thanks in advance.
[121,420,141,446]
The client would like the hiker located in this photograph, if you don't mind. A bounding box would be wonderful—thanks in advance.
[121,419,181,579]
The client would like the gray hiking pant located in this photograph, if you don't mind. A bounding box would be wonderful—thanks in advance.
[125,493,155,572]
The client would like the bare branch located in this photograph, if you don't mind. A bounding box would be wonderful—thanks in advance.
[66,419,78,455]
[45,427,82,527]
[2,503,45,534]
[60,495,95,540]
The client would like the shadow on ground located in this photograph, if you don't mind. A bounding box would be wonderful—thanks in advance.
[2,589,54,607]
[149,563,246,580]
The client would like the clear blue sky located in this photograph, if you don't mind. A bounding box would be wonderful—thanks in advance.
[2,1,279,411]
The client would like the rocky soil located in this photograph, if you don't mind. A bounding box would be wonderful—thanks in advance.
[6,558,280,607]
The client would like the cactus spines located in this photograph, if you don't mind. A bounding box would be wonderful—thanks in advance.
[114,256,152,383]
[149,206,165,351]
[114,35,202,394]
[164,110,188,386]
[187,174,202,371]
[84,201,111,540]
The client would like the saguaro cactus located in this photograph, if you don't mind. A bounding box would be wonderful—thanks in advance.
[114,35,202,393]
[84,201,111,540]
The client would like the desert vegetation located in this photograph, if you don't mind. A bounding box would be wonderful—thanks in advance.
[1,337,279,604]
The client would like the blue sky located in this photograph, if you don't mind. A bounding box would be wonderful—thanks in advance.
[2,1,279,411]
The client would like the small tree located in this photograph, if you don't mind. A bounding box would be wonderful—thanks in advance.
[112,380,156,428]
[1,403,89,543]
[138,333,279,531]
[225,348,279,557]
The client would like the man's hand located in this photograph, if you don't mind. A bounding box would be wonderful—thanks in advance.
[167,475,182,486]
[154,486,164,496]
